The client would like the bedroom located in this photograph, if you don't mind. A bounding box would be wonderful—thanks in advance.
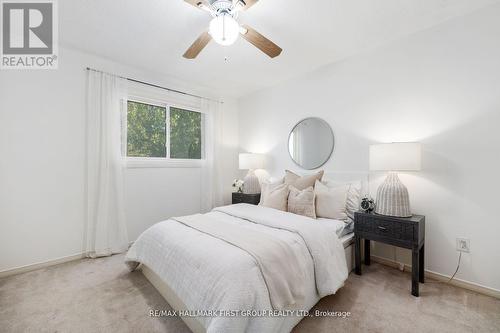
[0,0,499,332]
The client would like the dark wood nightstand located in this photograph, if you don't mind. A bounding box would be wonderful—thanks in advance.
[354,211,425,297]
[232,192,261,205]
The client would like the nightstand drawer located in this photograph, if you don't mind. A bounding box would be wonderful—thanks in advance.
[373,219,407,239]
[355,214,415,243]
[232,193,261,205]
[232,193,244,203]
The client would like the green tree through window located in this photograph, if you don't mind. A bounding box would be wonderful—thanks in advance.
[126,101,202,159]
[127,101,166,158]
[170,108,202,159]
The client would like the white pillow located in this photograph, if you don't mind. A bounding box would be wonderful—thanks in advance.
[284,170,324,190]
[323,180,361,220]
[259,182,289,211]
[314,180,348,220]
[288,186,316,219]
[259,179,284,204]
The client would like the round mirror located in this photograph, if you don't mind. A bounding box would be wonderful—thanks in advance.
[288,118,334,170]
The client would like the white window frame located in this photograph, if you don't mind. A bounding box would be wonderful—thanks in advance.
[123,94,204,169]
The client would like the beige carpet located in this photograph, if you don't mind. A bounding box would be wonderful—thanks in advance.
[1,254,499,333]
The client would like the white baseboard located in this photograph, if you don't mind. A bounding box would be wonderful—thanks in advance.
[0,241,137,279]
[2,248,498,301]
[0,253,85,279]
[370,255,500,299]
[0,242,136,279]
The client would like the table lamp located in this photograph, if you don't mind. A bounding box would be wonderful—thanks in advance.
[369,143,422,217]
[239,153,265,194]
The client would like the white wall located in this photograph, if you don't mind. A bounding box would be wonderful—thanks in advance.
[0,46,239,272]
[238,5,500,291]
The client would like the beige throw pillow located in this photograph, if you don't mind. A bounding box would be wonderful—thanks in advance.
[260,182,289,211]
[314,180,348,220]
[284,170,324,190]
[288,186,316,219]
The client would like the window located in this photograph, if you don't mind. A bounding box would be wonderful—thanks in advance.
[127,101,167,158]
[126,99,203,165]
[170,108,202,159]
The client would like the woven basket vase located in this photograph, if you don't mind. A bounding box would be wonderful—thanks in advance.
[243,170,261,194]
[375,173,412,217]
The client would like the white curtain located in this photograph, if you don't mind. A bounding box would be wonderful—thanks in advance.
[200,99,224,212]
[85,71,129,258]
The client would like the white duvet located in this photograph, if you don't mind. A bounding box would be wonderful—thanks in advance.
[125,204,348,333]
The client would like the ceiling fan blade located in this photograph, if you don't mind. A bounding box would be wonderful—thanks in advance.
[184,0,211,12]
[183,31,212,59]
[240,0,259,11]
[240,25,282,58]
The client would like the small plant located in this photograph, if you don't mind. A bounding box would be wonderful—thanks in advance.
[232,179,244,193]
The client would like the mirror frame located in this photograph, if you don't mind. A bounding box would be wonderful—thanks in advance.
[287,117,335,170]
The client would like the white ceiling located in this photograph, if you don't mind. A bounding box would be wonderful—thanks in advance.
[60,0,500,98]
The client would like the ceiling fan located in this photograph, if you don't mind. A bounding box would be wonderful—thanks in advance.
[183,0,282,59]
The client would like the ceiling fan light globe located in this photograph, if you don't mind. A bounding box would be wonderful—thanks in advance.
[209,14,240,46]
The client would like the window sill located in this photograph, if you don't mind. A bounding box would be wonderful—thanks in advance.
[125,158,202,169]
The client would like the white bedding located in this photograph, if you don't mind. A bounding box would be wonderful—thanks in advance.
[316,217,349,236]
[125,204,348,333]
[171,213,307,310]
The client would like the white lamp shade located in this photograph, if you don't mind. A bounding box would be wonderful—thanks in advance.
[369,143,422,171]
[239,153,265,170]
[209,14,240,46]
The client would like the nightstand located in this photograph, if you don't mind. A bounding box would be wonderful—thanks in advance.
[232,192,261,205]
[354,211,425,297]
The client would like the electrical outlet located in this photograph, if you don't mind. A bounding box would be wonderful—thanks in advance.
[456,238,470,253]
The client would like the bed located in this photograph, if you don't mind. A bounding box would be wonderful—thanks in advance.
[125,202,355,333]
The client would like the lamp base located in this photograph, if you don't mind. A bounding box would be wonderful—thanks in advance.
[243,170,261,194]
[375,173,412,217]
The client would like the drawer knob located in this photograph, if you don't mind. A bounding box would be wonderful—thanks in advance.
[378,226,387,231]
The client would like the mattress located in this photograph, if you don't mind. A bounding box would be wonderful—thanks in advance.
[316,217,355,238]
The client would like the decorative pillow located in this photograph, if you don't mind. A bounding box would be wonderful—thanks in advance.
[323,180,361,220]
[284,170,324,190]
[259,179,284,204]
[288,186,316,219]
[314,180,348,220]
[259,182,289,211]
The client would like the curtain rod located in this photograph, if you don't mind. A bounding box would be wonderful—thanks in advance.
[85,67,223,104]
